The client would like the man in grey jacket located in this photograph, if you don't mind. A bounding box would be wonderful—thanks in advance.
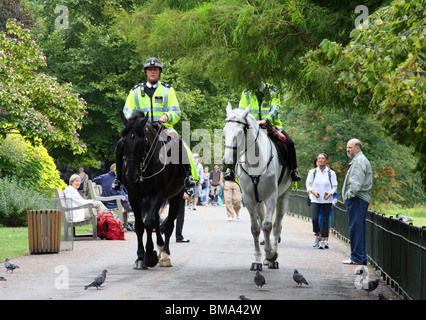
[342,138,373,265]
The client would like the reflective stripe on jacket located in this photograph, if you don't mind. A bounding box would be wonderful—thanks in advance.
[123,82,181,129]
[238,84,283,129]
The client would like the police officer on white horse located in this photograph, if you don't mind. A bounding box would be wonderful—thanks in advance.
[238,83,301,182]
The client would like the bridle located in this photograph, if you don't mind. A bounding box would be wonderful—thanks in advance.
[124,124,167,182]
[224,118,260,158]
[224,116,274,203]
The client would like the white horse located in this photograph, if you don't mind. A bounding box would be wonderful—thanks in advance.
[223,104,293,271]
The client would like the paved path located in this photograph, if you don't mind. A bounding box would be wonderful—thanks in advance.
[0,205,400,300]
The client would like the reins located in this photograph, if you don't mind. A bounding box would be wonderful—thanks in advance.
[124,122,168,182]
[225,117,274,203]
[139,124,168,181]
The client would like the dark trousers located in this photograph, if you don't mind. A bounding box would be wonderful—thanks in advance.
[160,197,185,241]
[345,197,368,265]
[311,202,332,238]
[281,130,298,170]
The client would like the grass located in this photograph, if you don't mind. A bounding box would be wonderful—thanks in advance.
[0,227,29,262]
[370,203,426,227]
[0,225,94,263]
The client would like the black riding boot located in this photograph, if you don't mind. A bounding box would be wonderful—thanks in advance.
[111,138,124,191]
[184,163,196,189]
[282,130,301,182]
[178,137,195,190]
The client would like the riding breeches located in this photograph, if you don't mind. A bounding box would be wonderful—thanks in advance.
[281,130,298,170]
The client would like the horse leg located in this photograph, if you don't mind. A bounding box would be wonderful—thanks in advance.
[143,197,164,268]
[143,225,159,268]
[248,201,263,271]
[262,198,278,263]
[159,194,181,267]
[156,216,164,260]
[268,191,290,269]
[133,205,147,270]
[266,197,285,269]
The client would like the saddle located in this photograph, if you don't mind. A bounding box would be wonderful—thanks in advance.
[260,124,288,168]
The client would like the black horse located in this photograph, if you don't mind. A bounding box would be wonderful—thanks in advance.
[120,110,186,269]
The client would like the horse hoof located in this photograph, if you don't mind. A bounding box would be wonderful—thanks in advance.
[133,260,148,270]
[159,258,172,267]
[144,250,159,268]
[267,252,279,263]
[268,261,279,269]
[250,263,262,271]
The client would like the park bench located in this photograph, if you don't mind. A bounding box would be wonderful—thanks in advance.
[54,188,98,239]
[87,180,128,228]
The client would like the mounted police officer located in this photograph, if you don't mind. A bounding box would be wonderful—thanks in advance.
[111,58,196,191]
[238,83,301,182]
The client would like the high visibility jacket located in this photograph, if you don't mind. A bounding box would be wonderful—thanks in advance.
[123,82,181,129]
[238,84,283,130]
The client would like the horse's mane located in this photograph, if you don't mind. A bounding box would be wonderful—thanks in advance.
[121,110,153,138]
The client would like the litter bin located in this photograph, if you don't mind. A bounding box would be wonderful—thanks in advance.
[27,210,61,254]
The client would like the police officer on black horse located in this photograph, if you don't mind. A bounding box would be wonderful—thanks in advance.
[112,58,196,191]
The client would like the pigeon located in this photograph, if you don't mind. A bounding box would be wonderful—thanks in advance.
[378,293,390,300]
[364,279,379,295]
[5,258,20,273]
[84,269,107,290]
[293,269,309,287]
[254,271,266,291]
[239,295,251,300]
[0,277,7,281]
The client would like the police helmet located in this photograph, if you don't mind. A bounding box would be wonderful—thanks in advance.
[144,58,163,72]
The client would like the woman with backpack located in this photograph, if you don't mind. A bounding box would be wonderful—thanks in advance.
[306,153,338,249]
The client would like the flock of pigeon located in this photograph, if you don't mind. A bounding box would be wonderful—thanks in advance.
[252,269,309,291]
[3,257,390,299]
[243,269,389,300]
[3,257,107,290]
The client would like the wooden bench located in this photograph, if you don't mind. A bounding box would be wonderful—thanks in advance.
[87,180,128,228]
[54,189,98,239]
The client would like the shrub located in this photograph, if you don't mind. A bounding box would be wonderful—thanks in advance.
[0,177,41,227]
[0,134,66,197]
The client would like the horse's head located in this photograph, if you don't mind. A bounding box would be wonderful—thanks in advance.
[223,103,252,168]
[121,110,150,183]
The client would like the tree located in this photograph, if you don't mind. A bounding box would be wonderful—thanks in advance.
[281,97,425,207]
[0,18,87,154]
[112,0,389,90]
[301,0,426,187]
[0,0,36,32]
[33,0,144,167]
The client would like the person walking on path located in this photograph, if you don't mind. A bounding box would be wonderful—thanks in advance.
[78,167,89,198]
[200,166,210,205]
[188,153,204,210]
[209,164,222,206]
[220,165,242,221]
[342,138,373,265]
[306,152,338,249]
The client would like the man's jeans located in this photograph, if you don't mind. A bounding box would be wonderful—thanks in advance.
[345,197,369,265]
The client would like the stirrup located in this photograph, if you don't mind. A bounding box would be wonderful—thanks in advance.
[184,176,195,188]
[111,179,122,191]
[291,170,301,182]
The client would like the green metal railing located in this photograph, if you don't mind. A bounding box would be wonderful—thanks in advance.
[288,190,426,300]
